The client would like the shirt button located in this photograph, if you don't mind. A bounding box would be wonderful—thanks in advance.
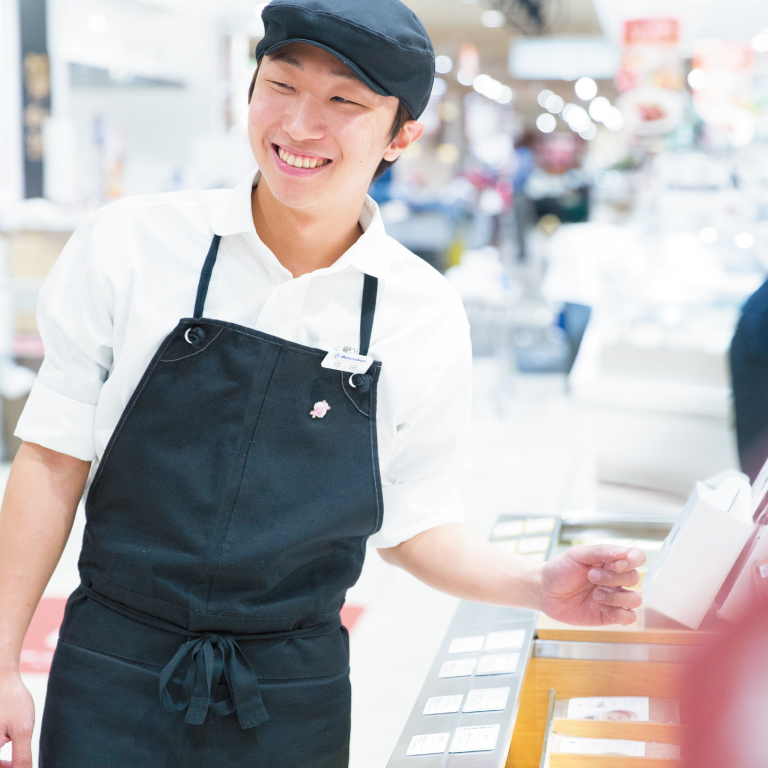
[280,283,295,302]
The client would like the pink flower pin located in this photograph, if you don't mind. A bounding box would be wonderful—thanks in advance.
[310,400,331,419]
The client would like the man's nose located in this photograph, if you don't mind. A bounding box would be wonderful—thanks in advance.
[283,96,325,142]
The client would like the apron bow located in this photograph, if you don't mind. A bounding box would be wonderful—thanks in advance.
[158,633,269,730]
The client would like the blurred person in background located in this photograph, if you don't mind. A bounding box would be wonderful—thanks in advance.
[0,1,645,766]
[512,130,537,261]
[730,278,768,482]
[682,598,768,768]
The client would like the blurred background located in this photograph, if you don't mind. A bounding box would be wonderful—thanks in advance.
[2,0,768,765]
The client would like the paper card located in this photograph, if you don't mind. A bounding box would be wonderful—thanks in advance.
[423,695,463,715]
[485,629,526,651]
[406,732,450,756]
[760,559,768,579]
[449,724,500,753]
[439,658,477,678]
[449,635,485,654]
[493,521,525,538]
[476,653,519,676]
[557,737,646,757]
[566,696,650,722]
[464,687,511,713]
[321,350,373,374]
[493,540,518,552]
[523,517,557,534]
[517,536,551,554]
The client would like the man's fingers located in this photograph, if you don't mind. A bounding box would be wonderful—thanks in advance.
[593,587,643,610]
[588,568,640,589]
[9,725,33,768]
[569,544,646,570]
[599,604,639,626]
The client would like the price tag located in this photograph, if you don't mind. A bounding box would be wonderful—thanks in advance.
[449,724,500,753]
[476,653,519,676]
[493,521,524,538]
[439,658,477,678]
[423,695,463,715]
[449,635,485,654]
[557,737,646,757]
[463,687,510,713]
[321,350,373,374]
[406,733,450,756]
[485,630,525,651]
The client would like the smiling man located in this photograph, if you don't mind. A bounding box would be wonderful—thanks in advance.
[0,1,644,767]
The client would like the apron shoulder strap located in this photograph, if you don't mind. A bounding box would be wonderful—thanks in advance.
[359,274,378,357]
[193,234,222,319]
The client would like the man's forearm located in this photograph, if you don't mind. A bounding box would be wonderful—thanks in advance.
[0,442,90,674]
[378,522,544,610]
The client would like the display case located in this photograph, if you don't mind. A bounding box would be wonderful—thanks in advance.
[387,512,700,768]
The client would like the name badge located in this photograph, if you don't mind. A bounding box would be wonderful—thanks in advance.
[321,350,373,374]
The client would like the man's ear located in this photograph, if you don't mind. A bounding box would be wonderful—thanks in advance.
[383,120,426,163]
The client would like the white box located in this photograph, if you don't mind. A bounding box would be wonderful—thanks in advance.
[643,472,755,629]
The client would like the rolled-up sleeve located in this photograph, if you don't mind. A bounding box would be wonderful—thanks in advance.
[369,322,472,549]
[14,215,114,461]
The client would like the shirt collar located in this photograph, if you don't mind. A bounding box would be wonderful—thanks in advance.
[210,169,390,279]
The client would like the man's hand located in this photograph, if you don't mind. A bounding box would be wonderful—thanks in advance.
[540,544,646,626]
[0,672,35,768]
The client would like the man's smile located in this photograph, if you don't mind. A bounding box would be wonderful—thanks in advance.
[274,144,332,170]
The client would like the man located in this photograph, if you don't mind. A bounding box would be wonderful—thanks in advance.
[0,1,644,766]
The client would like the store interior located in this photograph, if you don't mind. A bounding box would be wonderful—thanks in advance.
[2,0,768,765]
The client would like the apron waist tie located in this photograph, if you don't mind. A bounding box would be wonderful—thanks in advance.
[159,632,267,730]
[78,583,342,731]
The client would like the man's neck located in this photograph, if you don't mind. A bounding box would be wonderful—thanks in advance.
[251,181,365,278]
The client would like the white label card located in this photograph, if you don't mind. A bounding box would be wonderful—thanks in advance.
[517,536,551,554]
[439,658,477,678]
[485,629,525,651]
[321,350,373,374]
[493,521,525,538]
[464,687,511,713]
[476,653,519,676]
[449,635,485,654]
[406,733,450,756]
[423,695,463,715]
[523,517,557,534]
[760,561,768,579]
[449,724,500,753]
[566,696,650,722]
[557,737,646,757]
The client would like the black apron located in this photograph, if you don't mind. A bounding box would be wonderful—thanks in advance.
[39,234,384,767]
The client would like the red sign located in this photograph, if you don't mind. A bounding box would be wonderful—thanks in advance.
[624,18,680,47]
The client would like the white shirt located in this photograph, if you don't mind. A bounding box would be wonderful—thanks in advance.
[15,170,472,548]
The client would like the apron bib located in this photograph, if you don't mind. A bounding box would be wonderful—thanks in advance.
[39,234,384,767]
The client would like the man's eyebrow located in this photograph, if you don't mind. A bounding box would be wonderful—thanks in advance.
[269,52,303,69]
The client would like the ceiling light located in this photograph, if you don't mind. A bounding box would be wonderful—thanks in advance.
[537,89,554,108]
[589,96,611,122]
[496,86,513,105]
[435,55,454,74]
[579,123,598,140]
[536,113,556,133]
[574,77,598,101]
[566,105,590,132]
[457,68,475,86]
[603,106,624,131]
[687,68,706,89]
[481,10,506,28]
[545,94,564,114]
[735,232,755,249]
[432,78,447,97]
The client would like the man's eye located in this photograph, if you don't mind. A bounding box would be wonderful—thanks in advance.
[332,96,359,105]
[272,81,293,89]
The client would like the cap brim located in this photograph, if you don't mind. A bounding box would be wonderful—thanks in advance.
[259,39,393,100]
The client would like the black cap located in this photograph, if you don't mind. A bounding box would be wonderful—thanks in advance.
[255,0,435,119]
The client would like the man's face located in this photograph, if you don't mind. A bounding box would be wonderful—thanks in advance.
[248,43,402,211]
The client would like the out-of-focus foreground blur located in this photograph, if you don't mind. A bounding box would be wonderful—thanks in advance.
[3,1,768,767]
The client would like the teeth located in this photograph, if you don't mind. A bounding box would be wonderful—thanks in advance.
[277,146,328,169]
